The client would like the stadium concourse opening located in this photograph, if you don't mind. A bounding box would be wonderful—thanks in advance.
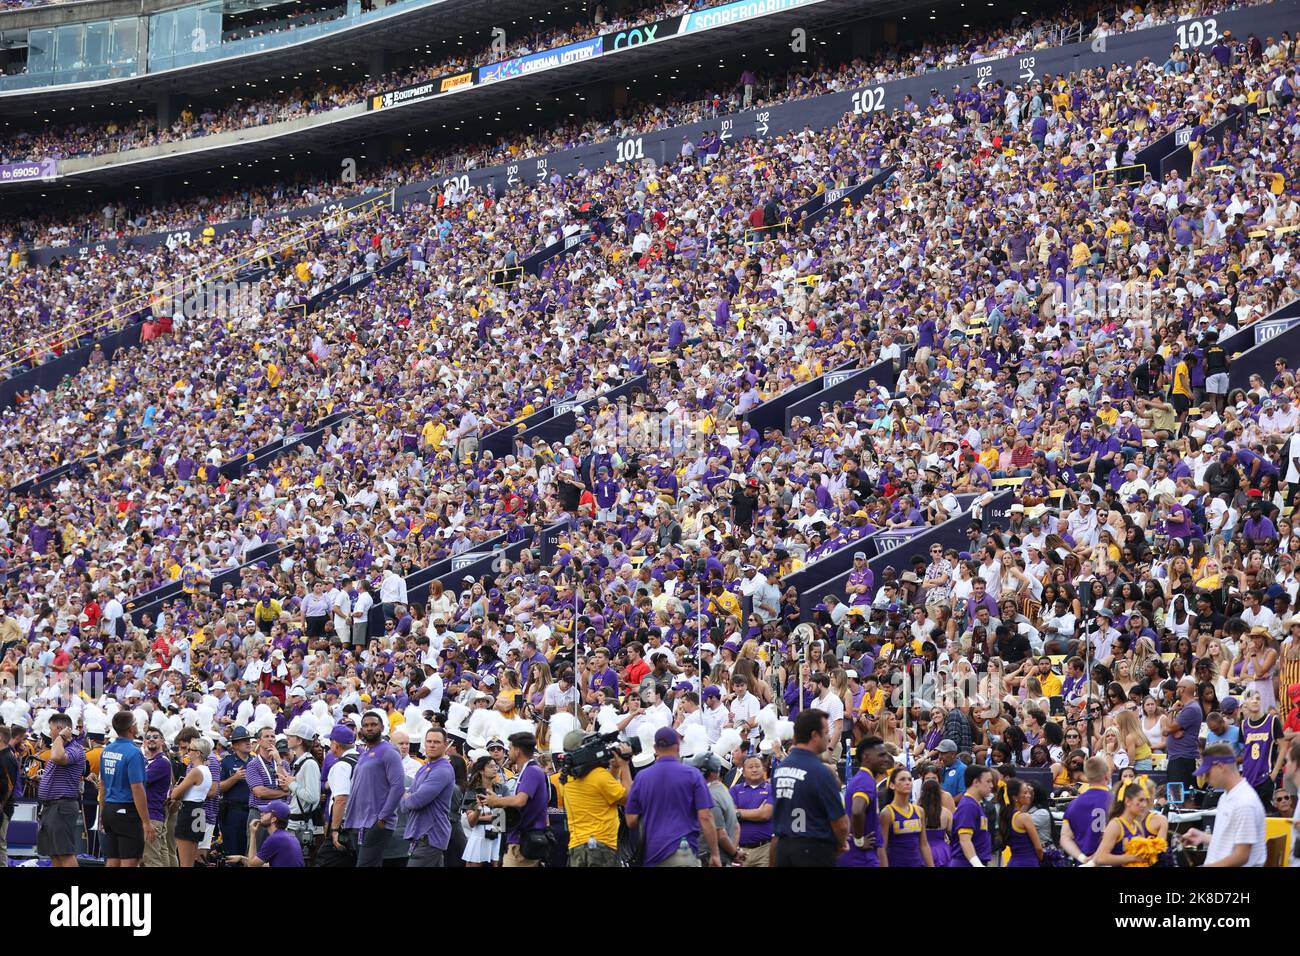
[1,0,1298,890]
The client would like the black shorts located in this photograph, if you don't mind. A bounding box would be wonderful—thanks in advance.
[175,803,208,843]
[774,837,840,867]
[1171,393,1191,414]
[103,802,145,860]
[305,615,328,638]
[36,799,82,857]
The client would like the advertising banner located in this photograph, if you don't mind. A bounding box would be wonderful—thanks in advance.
[0,159,57,183]
[601,15,683,52]
[370,71,473,111]
[679,0,826,33]
[478,36,602,85]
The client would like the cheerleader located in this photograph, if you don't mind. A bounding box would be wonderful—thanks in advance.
[880,768,934,867]
[1001,778,1043,867]
[1093,777,1168,866]
[462,755,505,867]
[917,773,953,867]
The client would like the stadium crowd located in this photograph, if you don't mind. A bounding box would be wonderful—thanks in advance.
[0,5,1298,869]
[0,0,1269,251]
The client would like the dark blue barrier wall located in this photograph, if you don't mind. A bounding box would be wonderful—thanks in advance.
[404,532,511,611]
[781,529,883,600]
[11,435,144,496]
[796,490,1016,620]
[521,226,602,276]
[221,410,352,479]
[1229,317,1300,392]
[424,522,568,605]
[0,321,142,411]
[744,359,856,435]
[782,350,913,432]
[1220,298,1300,357]
[800,168,894,232]
[479,375,647,459]
[1160,111,1243,181]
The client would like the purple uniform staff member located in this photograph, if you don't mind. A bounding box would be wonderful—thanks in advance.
[729,754,775,867]
[625,726,720,867]
[227,800,305,868]
[403,727,455,867]
[37,712,85,867]
[771,709,847,867]
[949,765,995,867]
[1060,757,1113,864]
[483,731,552,867]
[343,712,406,867]
[98,711,156,867]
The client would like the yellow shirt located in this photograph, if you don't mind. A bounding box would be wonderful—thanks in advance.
[1037,672,1062,698]
[1172,362,1192,398]
[1070,241,1091,268]
[859,687,885,716]
[557,766,626,849]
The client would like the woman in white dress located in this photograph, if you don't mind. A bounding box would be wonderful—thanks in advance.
[462,755,506,867]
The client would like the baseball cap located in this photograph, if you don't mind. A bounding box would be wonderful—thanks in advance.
[264,800,291,822]
[654,727,681,748]
[1193,752,1236,776]
[937,739,958,754]
[329,725,356,745]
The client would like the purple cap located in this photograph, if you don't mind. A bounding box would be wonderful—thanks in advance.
[653,727,681,748]
[1194,752,1237,776]
[329,725,356,745]
[1220,697,1239,714]
[702,686,722,700]
[264,800,291,821]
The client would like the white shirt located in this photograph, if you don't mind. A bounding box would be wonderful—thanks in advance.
[701,701,728,743]
[817,690,845,731]
[419,672,444,712]
[379,570,408,605]
[728,691,760,738]
[352,591,374,625]
[327,749,357,799]
[1205,778,1267,867]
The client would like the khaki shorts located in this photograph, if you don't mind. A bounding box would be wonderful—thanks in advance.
[502,843,540,868]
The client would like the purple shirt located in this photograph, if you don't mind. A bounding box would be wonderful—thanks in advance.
[730,779,774,845]
[626,755,712,865]
[1167,701,1203,760]
[344,741,406,830]
[1061,785,1112,857]
[38,740,85,801]
[508,761,550,844]
[258,827,305,866]
[402,756,455,848]
[145,752,172,820]
[244,752,287,812]
[838,769,881,866]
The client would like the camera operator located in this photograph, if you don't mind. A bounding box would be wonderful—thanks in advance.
[483,731,551,867]
[555,730,632,867]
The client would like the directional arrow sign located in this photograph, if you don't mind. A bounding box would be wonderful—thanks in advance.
[507,170,519,186]
[1019,67,1034,81]
[719,120,733,141]
[756,117,769,136]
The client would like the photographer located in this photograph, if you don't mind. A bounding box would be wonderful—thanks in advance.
[483,731,551,867]
[555,729,632,867]
[280,718,321,857]
[462,754,507,866]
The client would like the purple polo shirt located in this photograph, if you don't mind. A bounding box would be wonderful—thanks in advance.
[258,827,305,867]
[626,755,712,865]
[344,741,405,830]
[244,752,287,812]
[38,740,85,800]
[145,752,172,821]
[508,761,550,844]
[402,756,455,848]
[729,779,774,845]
